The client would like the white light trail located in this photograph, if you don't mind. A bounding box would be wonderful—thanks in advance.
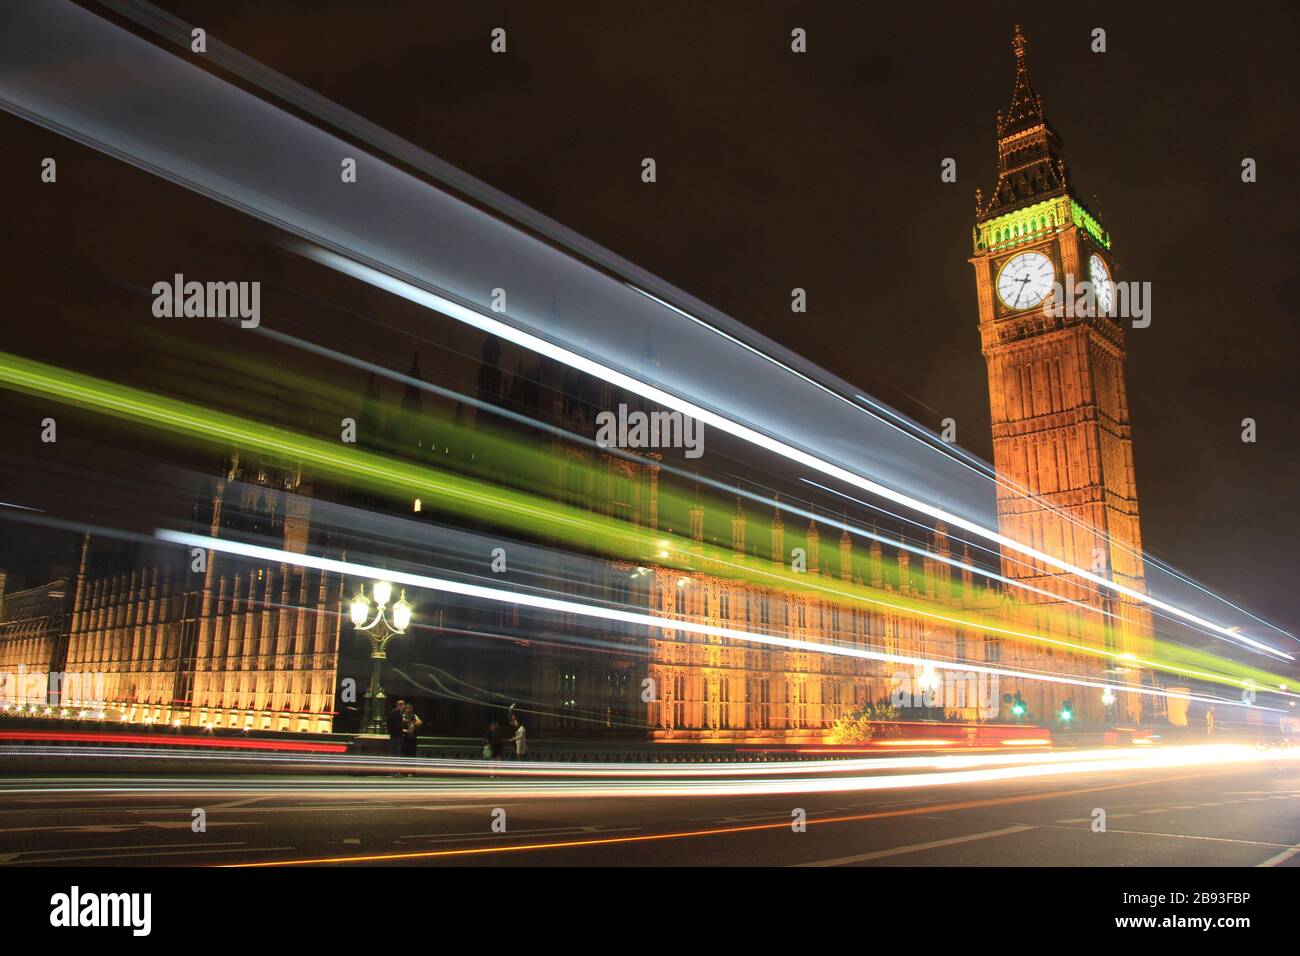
[4,744,1293,800]
[303,248,1292,664]
[0,742,1173,777]
[156,530,1291,711]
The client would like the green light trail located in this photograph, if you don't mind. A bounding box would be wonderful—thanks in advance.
[0,349,1290,698]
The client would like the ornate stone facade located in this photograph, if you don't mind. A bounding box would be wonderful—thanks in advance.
[645,512,1000,743]
[7,456,344,732]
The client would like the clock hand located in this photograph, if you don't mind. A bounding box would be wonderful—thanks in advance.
[1013,274,1030,307]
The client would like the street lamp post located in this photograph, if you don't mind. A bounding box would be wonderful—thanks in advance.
[1101,685,1116,725]
[349,579,413,735]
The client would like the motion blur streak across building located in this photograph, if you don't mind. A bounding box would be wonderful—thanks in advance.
[0,9,1292,749]
[0,347,1291,740]
[0,2,1282,659]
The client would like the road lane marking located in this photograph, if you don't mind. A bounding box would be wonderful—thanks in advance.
[0,842,246,868]
[0,821,251,834]
[1257,843,1300,867]
[1101,830,1290,848]
[1039,824,1291,849]
[9,845,295,865]
[7,841,244,856]
[1056,811,1137,822]
[1227,791,1300,795]
[399,824,638,840]
[0,805,188,814]
[794,825,1036,867]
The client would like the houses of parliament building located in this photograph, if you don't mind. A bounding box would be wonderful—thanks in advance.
[0,28,1150,740]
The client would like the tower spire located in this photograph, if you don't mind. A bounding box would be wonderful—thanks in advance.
[978,25,1071,223]
[731,496,746,554]
[770,498,785,566]
[1002,24,1043,135]
[689,484,704,543]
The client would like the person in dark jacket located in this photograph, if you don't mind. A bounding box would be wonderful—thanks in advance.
[484,721,503,759]
[400,701,422,761]
[387,699,406,757]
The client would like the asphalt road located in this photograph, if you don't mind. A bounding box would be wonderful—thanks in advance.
[1,755,1297,867]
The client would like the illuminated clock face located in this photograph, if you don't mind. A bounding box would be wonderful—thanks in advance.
[1089,254,1114,314]
[996,251,1055,310]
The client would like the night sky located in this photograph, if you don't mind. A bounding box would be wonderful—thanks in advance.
[1,1,1297,633]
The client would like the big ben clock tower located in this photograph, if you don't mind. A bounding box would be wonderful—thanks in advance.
[971,26,1152,721]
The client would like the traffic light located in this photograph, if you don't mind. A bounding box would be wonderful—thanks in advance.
[1059,699,1074,723]
[1011,693,1026,719]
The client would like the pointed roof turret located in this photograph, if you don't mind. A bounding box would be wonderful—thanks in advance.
[978,25,1073,222]
[770,498,785,565]
[1000,25,1044,137]
[689,484,705,543]
[806,515,821,572]
[730,496,747,554]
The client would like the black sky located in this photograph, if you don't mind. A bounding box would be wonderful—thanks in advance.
[1,0,1297,633]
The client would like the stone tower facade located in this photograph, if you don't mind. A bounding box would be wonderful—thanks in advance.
[970,26,1153,721]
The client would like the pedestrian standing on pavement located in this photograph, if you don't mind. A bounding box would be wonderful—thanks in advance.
[510,712,527,759]
[484,720,503,760]
[387,699,406,758]
[401,701,422,762]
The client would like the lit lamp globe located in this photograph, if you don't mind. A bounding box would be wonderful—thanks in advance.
[392,591,412,632]
[372,580,393,608]
[350,588,370,626]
